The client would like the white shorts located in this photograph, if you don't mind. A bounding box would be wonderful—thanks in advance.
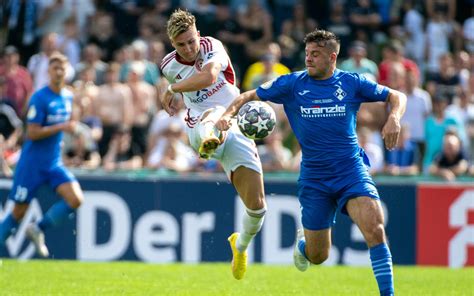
[186,107,262,178]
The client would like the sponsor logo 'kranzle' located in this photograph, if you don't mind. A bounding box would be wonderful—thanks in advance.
[300,104,346,118]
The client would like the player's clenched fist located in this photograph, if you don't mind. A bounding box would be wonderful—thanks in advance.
[215,114,233,131]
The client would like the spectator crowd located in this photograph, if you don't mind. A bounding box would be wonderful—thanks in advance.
[0,0,473,181]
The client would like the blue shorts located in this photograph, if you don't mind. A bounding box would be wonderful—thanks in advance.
[297,171,379,231]
[9,164,77,204]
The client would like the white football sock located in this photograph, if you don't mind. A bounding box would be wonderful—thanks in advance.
[236,207,266,253]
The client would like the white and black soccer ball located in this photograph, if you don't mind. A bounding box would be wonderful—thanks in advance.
[237,101,276,140]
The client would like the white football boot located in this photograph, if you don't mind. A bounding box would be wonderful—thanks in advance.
[293,228,309,272]
[26,223,49,258]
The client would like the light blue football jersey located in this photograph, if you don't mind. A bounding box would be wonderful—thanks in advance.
[256,69,389,180]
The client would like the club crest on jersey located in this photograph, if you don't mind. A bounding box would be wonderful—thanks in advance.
[333,87,347,101]
[27,105,37,120]
[195,58,203,71]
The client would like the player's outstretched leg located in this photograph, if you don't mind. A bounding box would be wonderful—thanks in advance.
[27,199,75,258]
[293,228,310,271]
[228,206,265,280]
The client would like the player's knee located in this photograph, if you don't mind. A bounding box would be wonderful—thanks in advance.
[307,250,329,265]
[365,223,386,246]
[69,194,84,209]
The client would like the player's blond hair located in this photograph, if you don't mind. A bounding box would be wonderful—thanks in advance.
[48,51,68,65]
[166,9,196,40]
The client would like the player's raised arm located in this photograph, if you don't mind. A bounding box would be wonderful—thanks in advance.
[215,89,260,131]
[381,89,407,150]
[170,62,221,93]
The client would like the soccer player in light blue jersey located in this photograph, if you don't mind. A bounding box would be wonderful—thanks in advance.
[0,53,84,258]
[216,29,406,296]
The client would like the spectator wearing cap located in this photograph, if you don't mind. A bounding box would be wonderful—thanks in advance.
[339,41,378,81]
[0,45,33,117]
[378,40,419,87]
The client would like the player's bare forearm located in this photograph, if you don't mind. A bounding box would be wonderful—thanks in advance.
[215,90,260,131]
[226,90,260,118]
[386,90,407,120]
[170,63,220,93]
[382,90,407,150]
[26,123,70,141]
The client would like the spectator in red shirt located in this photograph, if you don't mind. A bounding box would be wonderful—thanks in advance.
[378,41,419,87]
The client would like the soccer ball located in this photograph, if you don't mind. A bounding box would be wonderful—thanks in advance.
[237,101,276,140]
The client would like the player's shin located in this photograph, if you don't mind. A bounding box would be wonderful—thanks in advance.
[236,207,266,252]
[370,243,395,296]
[38,199,75,231]
[0,214,20,244]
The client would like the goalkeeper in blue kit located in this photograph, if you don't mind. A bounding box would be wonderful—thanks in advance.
[0,53,84,257]
[216,29,406,296]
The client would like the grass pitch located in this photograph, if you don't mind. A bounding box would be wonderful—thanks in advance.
[1,260,472,295]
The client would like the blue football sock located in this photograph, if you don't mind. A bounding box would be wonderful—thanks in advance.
[38,200,75,231]
[370,243,394,296]
[298,238,309,260]
[0,214,19,245]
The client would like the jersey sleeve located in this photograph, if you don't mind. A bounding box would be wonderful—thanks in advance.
[355,73,390,102]
[160,52,176,83]
[201,37,229,70]
[256,74,294,104]
[26,93,46,125]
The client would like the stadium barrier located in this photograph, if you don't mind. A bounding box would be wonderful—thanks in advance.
[0,174,472,267]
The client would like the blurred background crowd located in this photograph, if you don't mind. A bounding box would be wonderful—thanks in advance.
[0,0,473,181]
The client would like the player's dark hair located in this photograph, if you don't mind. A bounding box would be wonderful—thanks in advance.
[304,29,340,55]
